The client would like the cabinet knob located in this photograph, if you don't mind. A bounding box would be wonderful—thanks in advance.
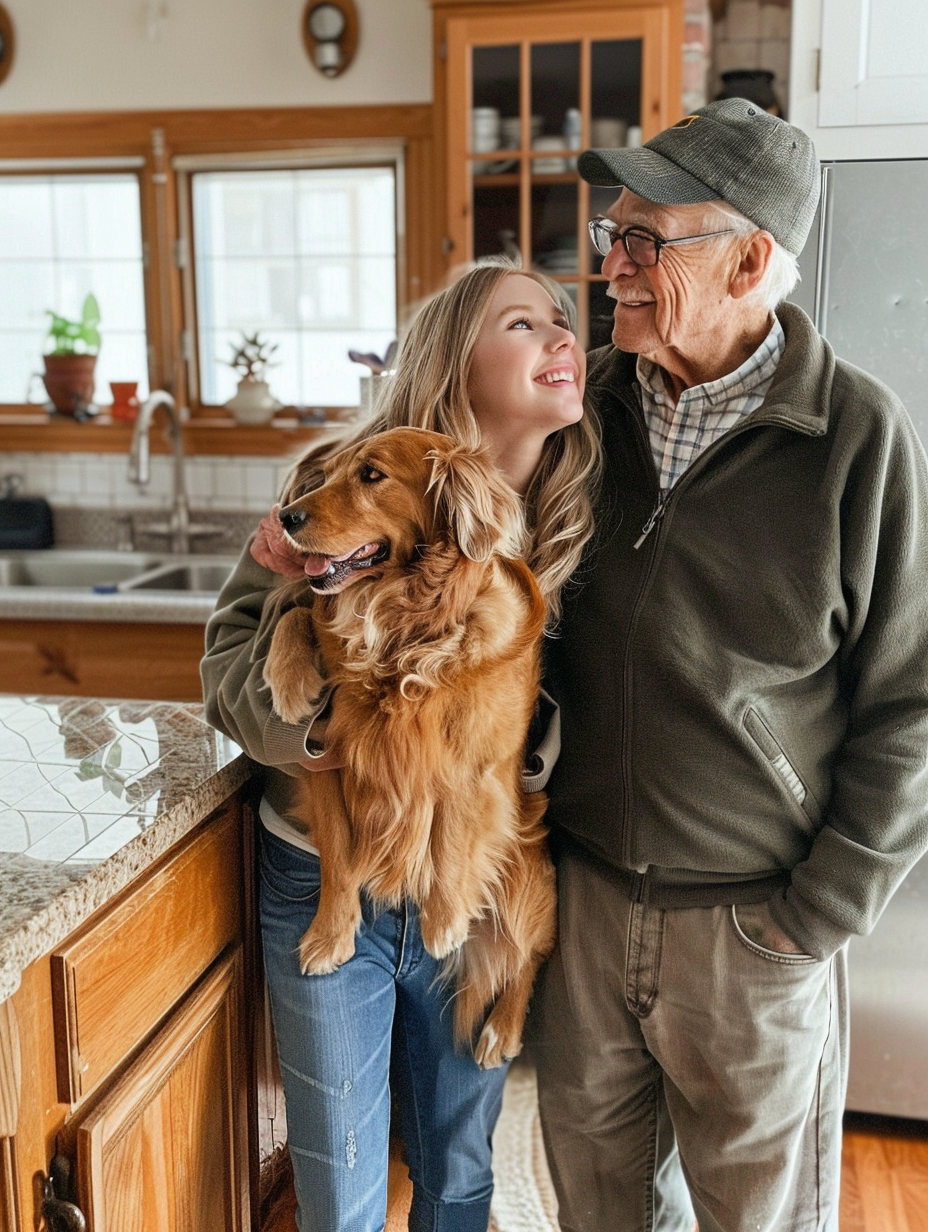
[41,1155,88,1232]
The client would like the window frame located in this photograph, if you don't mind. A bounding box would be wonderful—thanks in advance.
[0,155,154,407]
[174,145,406,414]
[0,105,436,456]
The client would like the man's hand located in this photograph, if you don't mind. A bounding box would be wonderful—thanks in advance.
[734,900,807,956]
[251,505,308,578]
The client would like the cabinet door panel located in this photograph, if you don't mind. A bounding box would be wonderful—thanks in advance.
[819,0,928,126]
[51,804,241,1105]
[75,950,247,1232]
[0,619,205,701]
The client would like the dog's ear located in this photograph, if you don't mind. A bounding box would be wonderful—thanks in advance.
[427,443,527,562]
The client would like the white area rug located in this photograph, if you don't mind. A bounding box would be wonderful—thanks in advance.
[489,1063,559,1232]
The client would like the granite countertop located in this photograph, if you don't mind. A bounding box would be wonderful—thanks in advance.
[0,693,253,1003]
[0,589,220,624]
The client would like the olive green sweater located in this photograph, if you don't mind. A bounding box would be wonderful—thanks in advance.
[546,302,928,960]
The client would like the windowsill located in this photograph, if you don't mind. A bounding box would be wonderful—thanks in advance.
[0,405,354,456]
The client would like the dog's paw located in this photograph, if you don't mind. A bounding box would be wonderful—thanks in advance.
[267,678,318,726]
[420,914,471,960]
[298,926,357,975]
[473,1019,522,1070]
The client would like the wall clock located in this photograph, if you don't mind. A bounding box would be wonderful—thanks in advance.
[0,4,14,88]
[302,0,359,78]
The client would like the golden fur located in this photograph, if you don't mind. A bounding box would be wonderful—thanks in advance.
[263,427,556,1068]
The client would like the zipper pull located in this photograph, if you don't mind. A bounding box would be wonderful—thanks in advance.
[633,497,667,549]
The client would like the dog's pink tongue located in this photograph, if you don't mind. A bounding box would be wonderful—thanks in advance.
[303,554,331,577]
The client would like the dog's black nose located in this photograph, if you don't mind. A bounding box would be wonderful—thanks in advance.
[279,508,308,533]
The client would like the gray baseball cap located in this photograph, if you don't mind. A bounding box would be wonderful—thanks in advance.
[577,98,820,256]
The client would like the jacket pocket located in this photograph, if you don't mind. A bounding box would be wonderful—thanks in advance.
[743,707,822,826]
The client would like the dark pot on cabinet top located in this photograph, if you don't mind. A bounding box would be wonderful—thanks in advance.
[716,69,781,116]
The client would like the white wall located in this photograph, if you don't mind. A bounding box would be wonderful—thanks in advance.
[0,0,433,114]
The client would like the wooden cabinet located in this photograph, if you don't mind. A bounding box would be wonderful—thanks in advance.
[0,793,256,1231]
[789,0,928,160]
[71,954,247,1232]
[429,0,684,346]
[0,619,206,701]
[818,0,928,129]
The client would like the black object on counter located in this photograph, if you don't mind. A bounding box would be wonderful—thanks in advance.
[0,494,55,549]
[715,69,782,117]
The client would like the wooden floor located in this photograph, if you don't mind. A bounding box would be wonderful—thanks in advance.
[263,1114,928,1232]
[841,1113,928,1232]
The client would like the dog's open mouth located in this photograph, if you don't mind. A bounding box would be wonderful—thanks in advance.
[302,540,389,592]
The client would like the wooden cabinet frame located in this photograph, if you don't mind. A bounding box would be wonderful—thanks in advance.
[0,792,257,1231]
[430,0,683,344]
[0,104,438,456]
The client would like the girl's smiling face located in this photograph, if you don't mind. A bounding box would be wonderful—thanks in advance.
[467,274,586,473]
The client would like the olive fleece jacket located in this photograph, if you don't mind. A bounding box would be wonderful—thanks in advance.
[545,302,928,960]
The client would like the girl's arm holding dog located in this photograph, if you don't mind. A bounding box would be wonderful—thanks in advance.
[200,534,341,773]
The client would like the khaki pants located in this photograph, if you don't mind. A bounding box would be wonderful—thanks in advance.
[533,849,848,1232]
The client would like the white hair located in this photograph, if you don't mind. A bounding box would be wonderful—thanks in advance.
[704,201,801,310]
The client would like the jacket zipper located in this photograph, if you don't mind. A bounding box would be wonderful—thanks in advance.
[611,387,823,869]
[633,493,668,548]
[629,407,820,550]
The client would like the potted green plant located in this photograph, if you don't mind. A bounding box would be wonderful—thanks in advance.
[222,330,282,424]
[42,293,101,416]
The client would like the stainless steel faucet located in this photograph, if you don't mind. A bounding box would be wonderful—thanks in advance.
[128,391,222,553]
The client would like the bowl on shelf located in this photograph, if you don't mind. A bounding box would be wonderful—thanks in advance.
[531,137,569,174]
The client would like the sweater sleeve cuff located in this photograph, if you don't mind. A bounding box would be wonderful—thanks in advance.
[768,887,853,961]
[262,685,334,766]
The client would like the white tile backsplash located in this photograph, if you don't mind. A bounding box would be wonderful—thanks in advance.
[5,451,282,513]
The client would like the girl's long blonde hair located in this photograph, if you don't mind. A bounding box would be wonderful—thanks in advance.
[287,258,602,629]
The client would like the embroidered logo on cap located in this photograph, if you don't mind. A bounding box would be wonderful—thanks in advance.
[672,115,701,128]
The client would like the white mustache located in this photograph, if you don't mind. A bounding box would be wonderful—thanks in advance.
[606,284,654,306]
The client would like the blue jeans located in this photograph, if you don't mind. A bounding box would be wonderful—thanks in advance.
[258,824,509,1232]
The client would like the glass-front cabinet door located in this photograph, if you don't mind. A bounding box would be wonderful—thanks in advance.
[439,1,683,348]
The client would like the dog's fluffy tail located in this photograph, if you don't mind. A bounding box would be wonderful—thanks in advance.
[449,793,556,1060]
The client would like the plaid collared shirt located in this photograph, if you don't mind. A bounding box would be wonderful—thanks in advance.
[637,316,786,491]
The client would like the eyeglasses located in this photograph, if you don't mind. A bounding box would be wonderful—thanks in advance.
[587,217,735,267]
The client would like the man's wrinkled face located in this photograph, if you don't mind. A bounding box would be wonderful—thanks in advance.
[599,189,743,368]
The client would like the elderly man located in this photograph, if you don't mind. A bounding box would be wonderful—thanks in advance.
[534,98,928,1232]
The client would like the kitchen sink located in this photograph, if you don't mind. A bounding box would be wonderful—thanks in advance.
[0,549,237,595]
[123,559,237,593]
[0,550,164,589]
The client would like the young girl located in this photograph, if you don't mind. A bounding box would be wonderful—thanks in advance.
[200,259,601,1232]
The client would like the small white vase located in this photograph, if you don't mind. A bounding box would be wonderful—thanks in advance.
[224,377,281,425]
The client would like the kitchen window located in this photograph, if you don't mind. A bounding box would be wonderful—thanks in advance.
[0,168,149,406]
[178,153,401,410]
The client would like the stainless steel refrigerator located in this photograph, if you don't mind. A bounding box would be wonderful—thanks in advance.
[791,158,928,1119]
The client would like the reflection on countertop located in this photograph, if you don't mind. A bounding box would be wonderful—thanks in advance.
[0,693,252,1002]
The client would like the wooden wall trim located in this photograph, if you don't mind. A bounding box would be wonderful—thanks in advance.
[0,104,433,160]
[428,0,673,10]
[0,408,334,456]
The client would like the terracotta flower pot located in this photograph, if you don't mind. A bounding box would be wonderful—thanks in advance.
[42,353,98,414]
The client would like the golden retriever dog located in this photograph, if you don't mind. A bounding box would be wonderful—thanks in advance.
[262,426,556,1068]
